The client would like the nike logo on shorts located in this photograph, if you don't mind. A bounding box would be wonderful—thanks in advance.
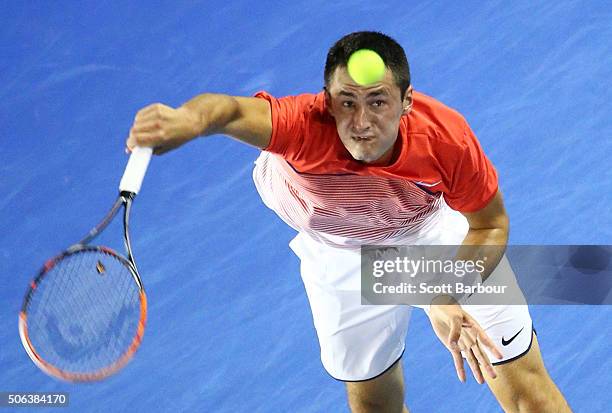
[501,327,524,346]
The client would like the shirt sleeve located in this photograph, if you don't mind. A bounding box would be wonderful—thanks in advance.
[253,91,309,159]
[444,121,499,212]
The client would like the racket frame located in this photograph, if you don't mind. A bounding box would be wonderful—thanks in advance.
[19,190,148,382]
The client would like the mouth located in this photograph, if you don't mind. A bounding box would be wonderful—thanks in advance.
[352,136,374,142]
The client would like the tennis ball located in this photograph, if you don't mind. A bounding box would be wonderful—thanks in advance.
[347,49,386,85]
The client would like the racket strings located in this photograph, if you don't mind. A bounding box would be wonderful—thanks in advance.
[35,254,136,370]
[37,254,102,346]
[26,250,142,374]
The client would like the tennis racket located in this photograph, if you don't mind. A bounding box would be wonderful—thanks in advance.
[19,146,153,382]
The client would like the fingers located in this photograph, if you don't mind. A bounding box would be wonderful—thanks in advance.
[450,312,502,385]
[126,129,155,152]
[464,314,503,360]
[430,302,504,385]
[446,315,466,382]
[126,103,169,152]
[135,103,168,121]
[447,315,462,351]
[450,343,466,383]
[459,330,497,384]
[462,341,484,384]
[129,128,162,145]
[453,326,485,384]
[471,335,497,380]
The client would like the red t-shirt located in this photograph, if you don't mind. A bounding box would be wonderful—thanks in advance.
[255,90,497,212]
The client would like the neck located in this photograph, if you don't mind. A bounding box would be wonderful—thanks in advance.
[366,137,401,166]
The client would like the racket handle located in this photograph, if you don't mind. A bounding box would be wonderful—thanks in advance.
[119,146,153,194]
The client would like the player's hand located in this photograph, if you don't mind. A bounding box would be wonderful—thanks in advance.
[126,103,203,155]
[426,295,503,384]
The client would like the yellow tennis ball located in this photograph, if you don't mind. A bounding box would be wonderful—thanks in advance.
[347,49,386,85]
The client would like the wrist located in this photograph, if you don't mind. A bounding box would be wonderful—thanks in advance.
[430,294,457,306]
[177,106,206,138]
[428,268,483,308]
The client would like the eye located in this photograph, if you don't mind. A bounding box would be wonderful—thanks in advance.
[342,101,354,108]
[372,100,386,107]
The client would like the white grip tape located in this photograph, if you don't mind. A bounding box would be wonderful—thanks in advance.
[119,146,153,194]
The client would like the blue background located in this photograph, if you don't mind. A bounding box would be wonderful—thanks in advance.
[1,1,611,411]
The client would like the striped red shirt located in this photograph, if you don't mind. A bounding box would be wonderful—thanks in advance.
[252,90,497,247]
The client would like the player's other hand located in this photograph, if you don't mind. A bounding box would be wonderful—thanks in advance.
[126,103,203,155]
[426,295,503,384]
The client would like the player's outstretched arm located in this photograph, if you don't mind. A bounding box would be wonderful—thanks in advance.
[126,94,272,154]
[426,191,508,384]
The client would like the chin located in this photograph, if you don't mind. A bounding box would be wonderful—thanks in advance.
[350,150,378,163]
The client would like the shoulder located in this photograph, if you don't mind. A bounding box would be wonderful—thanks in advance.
[398,91,485,176]
[254,90,329,117]
[404,91,470,149]
[253,90,338,162]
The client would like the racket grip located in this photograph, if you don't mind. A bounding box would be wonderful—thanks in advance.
[119,146,153,194]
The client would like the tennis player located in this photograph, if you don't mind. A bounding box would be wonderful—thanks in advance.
[126,31,571,413]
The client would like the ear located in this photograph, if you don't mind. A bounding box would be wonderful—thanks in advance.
[324,86,335,117]
[402,86,413,115]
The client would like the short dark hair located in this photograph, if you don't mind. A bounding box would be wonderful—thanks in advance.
[324,31,411,97]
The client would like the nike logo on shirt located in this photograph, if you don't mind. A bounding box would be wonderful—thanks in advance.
[413,180,442,187]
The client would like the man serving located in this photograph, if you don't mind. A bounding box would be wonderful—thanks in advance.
[126,31,571,413]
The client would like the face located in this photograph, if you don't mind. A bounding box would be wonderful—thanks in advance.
[326,66,412,165]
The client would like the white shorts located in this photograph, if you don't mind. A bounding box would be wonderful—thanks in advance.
[289,204,534,381]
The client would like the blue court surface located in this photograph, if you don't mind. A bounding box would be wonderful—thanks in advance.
[1,1,611,412]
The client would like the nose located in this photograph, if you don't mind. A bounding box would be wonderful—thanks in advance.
[352,105,371,132]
